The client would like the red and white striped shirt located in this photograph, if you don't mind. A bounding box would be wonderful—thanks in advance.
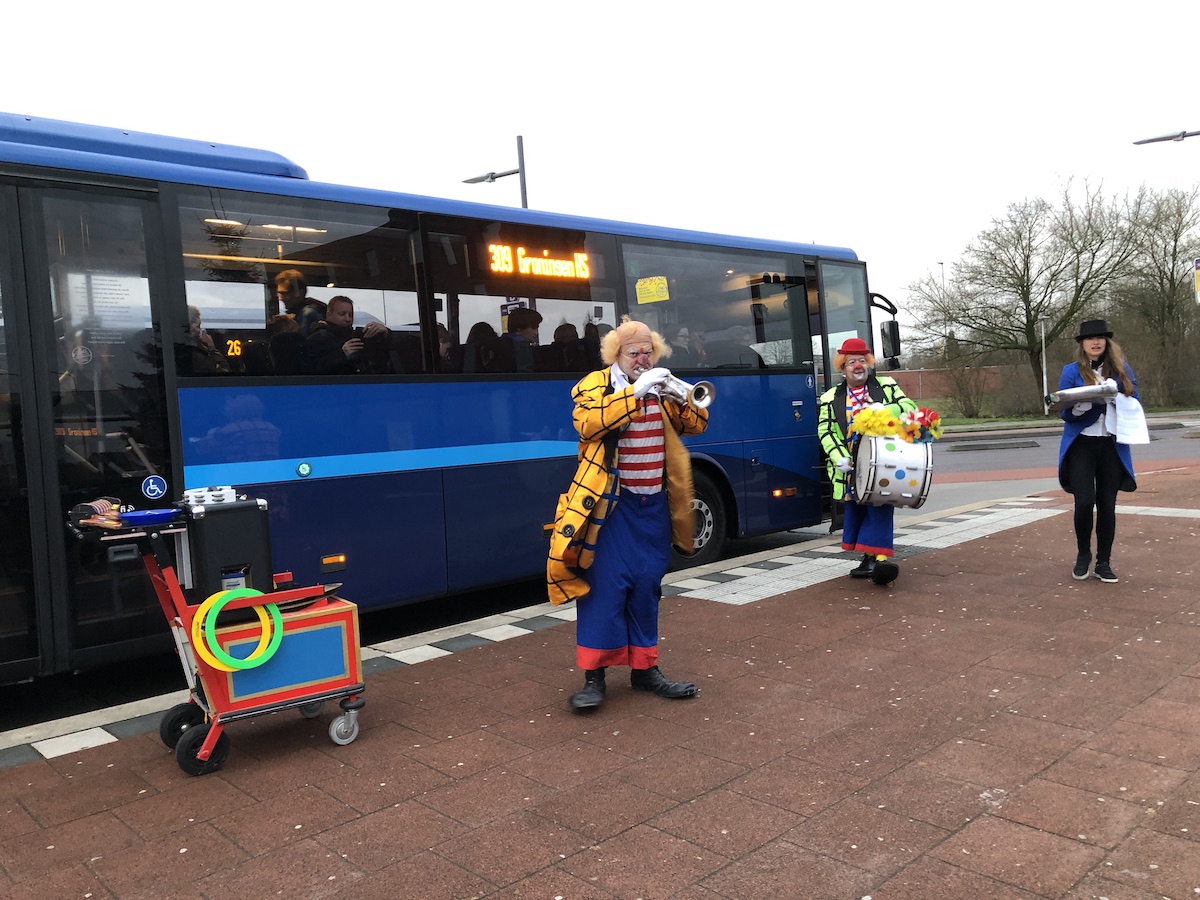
[845,384,871,446]
[618,395,665,494]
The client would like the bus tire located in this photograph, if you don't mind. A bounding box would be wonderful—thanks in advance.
[673,470,727,569]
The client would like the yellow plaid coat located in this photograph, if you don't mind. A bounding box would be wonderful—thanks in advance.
[546,368,709,605]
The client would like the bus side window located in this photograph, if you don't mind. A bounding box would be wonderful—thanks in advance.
[176,191,420,379]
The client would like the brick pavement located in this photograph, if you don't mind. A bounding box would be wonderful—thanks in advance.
[0,465,1197,899]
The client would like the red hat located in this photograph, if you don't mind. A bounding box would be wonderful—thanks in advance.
[835,337,870,356]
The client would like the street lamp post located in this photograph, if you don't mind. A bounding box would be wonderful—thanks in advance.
[463,136,528,208]
[1133,129,1200,145]
[1040,317,1049,415]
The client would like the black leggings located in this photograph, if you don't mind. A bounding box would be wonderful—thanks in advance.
[1064,435,1123,561]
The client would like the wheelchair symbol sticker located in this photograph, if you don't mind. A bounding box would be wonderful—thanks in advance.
[142,475,168,500]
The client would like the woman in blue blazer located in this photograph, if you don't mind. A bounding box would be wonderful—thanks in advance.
[1057,319,1138,583]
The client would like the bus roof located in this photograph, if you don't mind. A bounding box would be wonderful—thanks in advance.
[0,112,858,261]
[0,112,308,179]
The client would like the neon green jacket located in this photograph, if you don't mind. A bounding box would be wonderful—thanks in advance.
[817,375,915,501]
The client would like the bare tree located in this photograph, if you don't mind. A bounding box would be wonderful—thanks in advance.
[1109,186,1200,404]
[908,183,1140,391]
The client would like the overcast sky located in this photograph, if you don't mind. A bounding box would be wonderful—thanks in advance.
[6,1,1197,336]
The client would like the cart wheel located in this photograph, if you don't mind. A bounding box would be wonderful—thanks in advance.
[175,724,231,776]
[159,702,205,749]
[298,700,324,719]
[329,714,359,746]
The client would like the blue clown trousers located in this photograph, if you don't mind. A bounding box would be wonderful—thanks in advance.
[841,499,895,557]
[576,491,670,670]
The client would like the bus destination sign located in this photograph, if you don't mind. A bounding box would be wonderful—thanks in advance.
[488,244,589,279]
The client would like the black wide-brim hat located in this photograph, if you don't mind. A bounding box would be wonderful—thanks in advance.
[1075,319,1113,342]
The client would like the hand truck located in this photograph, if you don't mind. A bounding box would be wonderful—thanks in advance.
[71,501,365,775]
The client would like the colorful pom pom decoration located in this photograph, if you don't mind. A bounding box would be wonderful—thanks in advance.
[850,406,942,443]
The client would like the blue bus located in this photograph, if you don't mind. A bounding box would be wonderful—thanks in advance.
[0,113,886,682]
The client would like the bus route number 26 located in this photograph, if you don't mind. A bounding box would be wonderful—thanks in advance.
[225,339,242,357]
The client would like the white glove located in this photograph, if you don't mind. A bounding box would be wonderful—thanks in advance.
[1072,401,1092,416]
[1102,377,1118,392]
[836,456,854,474]
[632,367,670,399]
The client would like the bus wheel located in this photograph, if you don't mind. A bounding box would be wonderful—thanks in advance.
[674,471,727,569]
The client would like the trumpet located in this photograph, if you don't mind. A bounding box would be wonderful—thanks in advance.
[659,372,715,409]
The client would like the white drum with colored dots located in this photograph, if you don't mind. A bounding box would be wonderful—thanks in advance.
[853,435,932,508]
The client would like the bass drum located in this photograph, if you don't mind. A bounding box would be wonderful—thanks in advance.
[853,435,932,509]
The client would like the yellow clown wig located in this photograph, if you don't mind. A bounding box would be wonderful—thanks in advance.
[600,316,672,366]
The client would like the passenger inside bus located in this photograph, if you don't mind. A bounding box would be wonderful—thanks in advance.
[235,314,292,376]
[266,314,306,375]
[705,324,765,368]
[538,321,592,373]
[462,321,497,373]
[274,269,326,336]
[486,307,542,373]
[306,295,390,375]
[670,326,697,367]
[184,306,230,375]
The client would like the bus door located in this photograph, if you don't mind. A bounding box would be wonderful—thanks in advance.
[0,183,173,681]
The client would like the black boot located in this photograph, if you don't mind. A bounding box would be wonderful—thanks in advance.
[569,668,606,710]
[849,554,875,578]
[871,558,899,585]
[631,666,698,699]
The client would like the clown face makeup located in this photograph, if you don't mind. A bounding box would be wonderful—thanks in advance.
[842,354,870,387]
[618,343,654,380]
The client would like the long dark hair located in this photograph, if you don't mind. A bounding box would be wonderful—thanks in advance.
[1074,336,1133,394]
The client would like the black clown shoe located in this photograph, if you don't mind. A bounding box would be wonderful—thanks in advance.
[849,554,875,578]
[871,559,900,585]
[569,668,606,710]
[631,666,698,699]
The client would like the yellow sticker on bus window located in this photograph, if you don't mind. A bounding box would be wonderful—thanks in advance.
[635,276,669,304]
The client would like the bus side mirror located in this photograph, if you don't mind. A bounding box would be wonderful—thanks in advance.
[880,319,901,359]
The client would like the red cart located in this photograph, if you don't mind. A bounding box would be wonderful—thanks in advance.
[72,501,365,775]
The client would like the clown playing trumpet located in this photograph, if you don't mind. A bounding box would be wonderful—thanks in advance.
[547,317,710,711]
[658,372,715,409]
